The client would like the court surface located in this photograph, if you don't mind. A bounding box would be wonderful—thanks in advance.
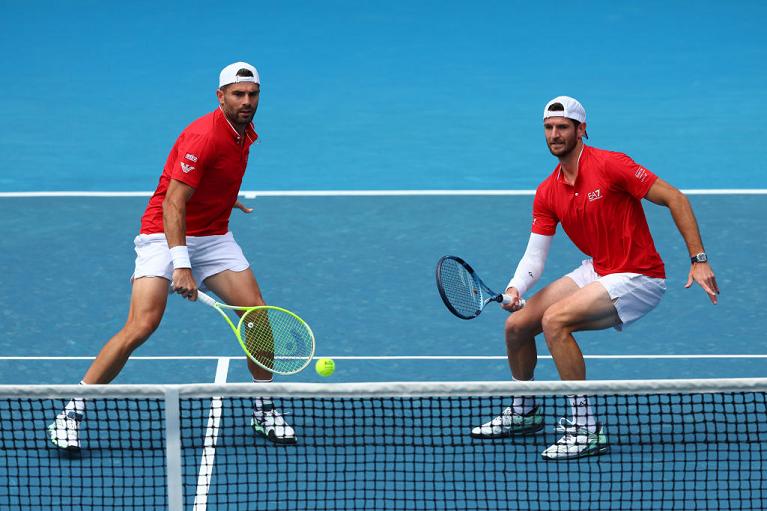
[0,192,765,384]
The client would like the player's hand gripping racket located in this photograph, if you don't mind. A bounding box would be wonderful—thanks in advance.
[435,255,525,320]
[196,290,315,375]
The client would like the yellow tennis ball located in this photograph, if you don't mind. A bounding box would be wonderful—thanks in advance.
[315,358,335,377]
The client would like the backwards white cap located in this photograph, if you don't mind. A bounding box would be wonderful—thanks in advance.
[219,61,260,88]
[543,96,586,123]
[543,96,587,138]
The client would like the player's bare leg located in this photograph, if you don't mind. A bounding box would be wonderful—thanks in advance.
[204,268,295,443]
[204,269,271,380]
[83,277,169,384]
[538,281,618,460]
[504,276,581,380]
[472,276,585,440]
[541,282,620,381]
[50,277,169,450]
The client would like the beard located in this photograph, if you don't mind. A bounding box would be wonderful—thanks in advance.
[547,137,578,158]
[238,112,254,125]
[233,107,255,124]
[222,102,256,126]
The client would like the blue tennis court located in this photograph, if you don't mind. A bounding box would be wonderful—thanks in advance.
[1,1,766,509]
[0,192,765,384]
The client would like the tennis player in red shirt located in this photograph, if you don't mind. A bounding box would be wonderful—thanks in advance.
[471,96,719,460]
[49,62,296,449]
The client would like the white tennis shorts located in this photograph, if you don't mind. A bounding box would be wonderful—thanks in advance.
[132,232,250,288]
[565,259,666,330]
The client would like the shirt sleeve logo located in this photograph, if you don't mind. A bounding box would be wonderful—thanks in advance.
[180,162,195,173]
[184,153,199,162]
[634,166,649,183]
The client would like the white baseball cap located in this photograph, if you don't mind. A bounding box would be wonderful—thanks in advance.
[543,96,586,123]
[543,96,587,138]
[219,61,260,88]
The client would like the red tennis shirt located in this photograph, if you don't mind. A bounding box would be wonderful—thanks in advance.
[532,145,666,278]
[140,107,258,236]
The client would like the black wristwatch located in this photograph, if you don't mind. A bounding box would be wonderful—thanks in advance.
[691,252,708,264]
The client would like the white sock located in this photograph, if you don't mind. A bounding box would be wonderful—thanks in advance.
[63,381,87,417]
[568,395,596,433]
[511,376,535,415]
[252,378,273,410]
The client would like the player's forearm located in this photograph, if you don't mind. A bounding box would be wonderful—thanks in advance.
[162,197,187,248]
[667,192,706,256]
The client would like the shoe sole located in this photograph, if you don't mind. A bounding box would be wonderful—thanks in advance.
[541,444,609,461]
[50,442,81,452]
[49,440,81,452]
[470,422,544,439]
[252,424,297,445]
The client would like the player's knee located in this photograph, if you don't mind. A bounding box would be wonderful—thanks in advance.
[504,315,532,348]
[124,317,161,345]
[504,316,521,341]
[541,305,570,342]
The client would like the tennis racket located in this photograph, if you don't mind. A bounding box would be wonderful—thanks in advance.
[435,255,525,320]
[196,290,315,375]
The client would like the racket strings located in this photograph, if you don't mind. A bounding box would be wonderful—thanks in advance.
[241,309,313,374]
[439,259,484,317]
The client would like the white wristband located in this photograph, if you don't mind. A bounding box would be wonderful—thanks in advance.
[169,245,191,270]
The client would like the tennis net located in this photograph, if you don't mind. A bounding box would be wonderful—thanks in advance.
[1,378,766,510]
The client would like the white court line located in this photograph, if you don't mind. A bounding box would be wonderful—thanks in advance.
[2,354,766,361]
[193,357,229,511]
[1,189,766,198]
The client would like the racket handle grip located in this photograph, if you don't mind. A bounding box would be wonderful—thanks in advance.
[501,294,526,308]
[196,290,218,308]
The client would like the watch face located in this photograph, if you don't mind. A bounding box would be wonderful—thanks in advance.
[695,253,707,263]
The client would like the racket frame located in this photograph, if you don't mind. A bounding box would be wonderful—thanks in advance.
[196,290,315,375]
[435,255,524,320]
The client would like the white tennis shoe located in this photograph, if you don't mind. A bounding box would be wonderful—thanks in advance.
[541,422,609,460]
[471,405,544,439]
[251,404,296,445]
[47,411,83,451]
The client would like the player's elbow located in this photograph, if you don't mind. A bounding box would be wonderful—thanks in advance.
[669,188,692,212]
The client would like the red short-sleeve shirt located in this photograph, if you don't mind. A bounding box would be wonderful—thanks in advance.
[140,107,258,236]
[532,145,665,278]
